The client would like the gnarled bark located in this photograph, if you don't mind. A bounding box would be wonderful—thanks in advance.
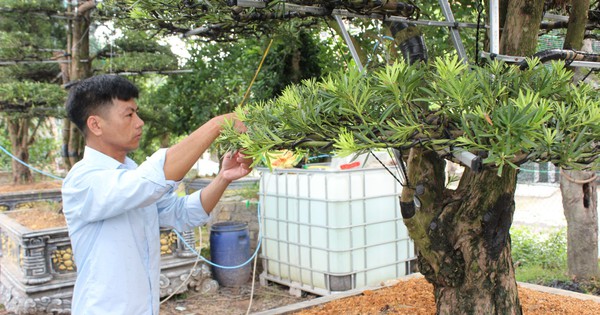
[401,147,521,314]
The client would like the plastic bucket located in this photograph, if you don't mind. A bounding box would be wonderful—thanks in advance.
[209,221,251,287]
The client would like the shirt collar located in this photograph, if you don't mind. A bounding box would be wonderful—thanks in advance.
[82,146,137,169]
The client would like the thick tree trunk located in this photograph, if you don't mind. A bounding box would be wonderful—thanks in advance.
[560,170,599,278]
[402,148,521,314]
[563,0,590,50]
[559,0,599,280]
[56,51,74,170]
[7,118,33,184]
[398,1,544,313]
[63,0,94,168]
[500,0,545,56]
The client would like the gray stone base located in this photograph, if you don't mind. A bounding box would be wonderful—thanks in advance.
[159,258,219,297]
[0,266,73,315]
[0,257,217,314]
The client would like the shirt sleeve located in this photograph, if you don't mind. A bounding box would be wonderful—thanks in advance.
[63,149,177,223]
[156,189,209,232]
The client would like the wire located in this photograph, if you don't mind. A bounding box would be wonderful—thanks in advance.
[0,144,63,180]
[475,0,484,65]
[579,68,597,84]
[245,250,260,315]
[324,16,351,69]
[159,249,200,304]
[370,150,405,186]
[164,201,263,310]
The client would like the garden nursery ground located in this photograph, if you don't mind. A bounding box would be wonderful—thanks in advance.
[1,182,600,314]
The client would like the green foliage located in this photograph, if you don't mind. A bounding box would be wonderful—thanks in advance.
[511,226,567,270]
[218,57,600,172]
[0,0,66,182]
[414,0,482,60]
[514,264,570,284]
[27,135,61,173]
[92,30,179,73]
[94,52,179,73]
[0,119,62,174]
[0,0,66,82]
[0,0,62,11]
[133,28,336,160]
[0,81,66,118]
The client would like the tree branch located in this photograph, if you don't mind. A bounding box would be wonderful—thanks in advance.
[75,0,96,16]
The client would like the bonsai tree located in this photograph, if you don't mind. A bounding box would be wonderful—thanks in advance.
[217,57,600,313]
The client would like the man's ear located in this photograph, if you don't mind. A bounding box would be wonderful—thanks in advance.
[87,115,103,136]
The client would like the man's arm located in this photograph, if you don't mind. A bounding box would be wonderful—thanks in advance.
[162,113,244,181]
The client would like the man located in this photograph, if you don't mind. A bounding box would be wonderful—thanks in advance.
[61,74,252,315]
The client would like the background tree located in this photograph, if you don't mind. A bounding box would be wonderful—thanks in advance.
[558,0,599,280]
[60,0,96,169]
[130,23,339,161]
[0,0,67,184]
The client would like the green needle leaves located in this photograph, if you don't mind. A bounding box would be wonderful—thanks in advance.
[218,56,600,173]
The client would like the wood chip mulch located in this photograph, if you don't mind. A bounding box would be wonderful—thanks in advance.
[295,278,600,315]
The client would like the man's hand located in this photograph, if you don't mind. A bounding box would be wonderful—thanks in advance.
[220,150,253,182]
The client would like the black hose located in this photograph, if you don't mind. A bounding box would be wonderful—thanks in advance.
[518,49,600,70]
[388,22,428,64]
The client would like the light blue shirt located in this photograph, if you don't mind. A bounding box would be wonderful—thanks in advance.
[62,147,209,315]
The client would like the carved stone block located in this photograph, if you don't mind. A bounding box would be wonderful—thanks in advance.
[0,209,214,314]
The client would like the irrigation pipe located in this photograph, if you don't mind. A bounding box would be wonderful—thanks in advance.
[0,144,63,180]
[173,203,263,270]
[164,201,263,308]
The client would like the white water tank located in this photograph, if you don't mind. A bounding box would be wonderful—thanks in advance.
[258,167,416,295]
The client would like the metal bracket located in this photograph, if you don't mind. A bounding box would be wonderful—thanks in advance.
[334,15,364,72]
[489,0,500,54]
[438,0,468,62]
[480,52,600,68]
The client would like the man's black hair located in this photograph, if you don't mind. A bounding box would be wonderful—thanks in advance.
[66,74,139,134]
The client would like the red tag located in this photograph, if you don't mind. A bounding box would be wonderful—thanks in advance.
[340,161,360,170]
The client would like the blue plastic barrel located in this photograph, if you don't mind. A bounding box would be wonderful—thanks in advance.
[209,221,251,287]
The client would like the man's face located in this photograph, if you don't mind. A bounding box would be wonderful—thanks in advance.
[96,98,145,155]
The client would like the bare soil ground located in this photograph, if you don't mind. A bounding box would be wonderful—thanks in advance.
[159,280,317,315]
